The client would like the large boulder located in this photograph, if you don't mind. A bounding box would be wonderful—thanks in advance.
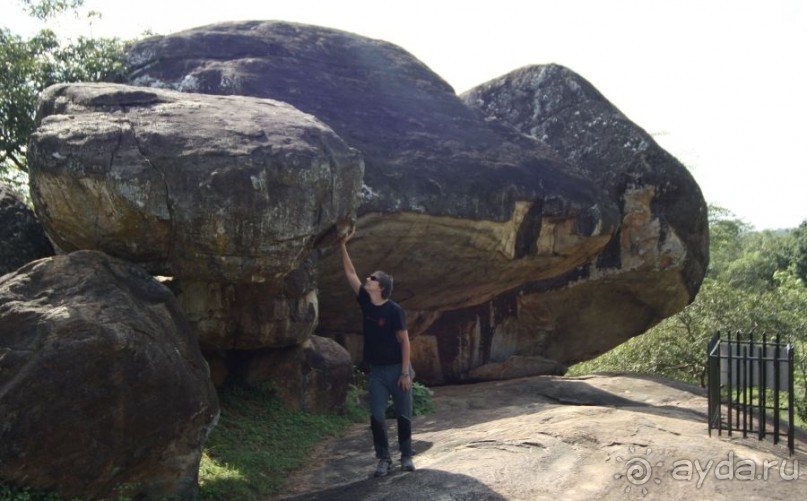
[126,21,622,322]
[238,335,353,414]
[384,66,710,385]
[0,184,53,276]
[28,82,363,283]
[445,64,709,377]
[0,250,219,499]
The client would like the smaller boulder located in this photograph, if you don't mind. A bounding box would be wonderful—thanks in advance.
[468,355,567,381]
[240,335,353,414]
[28,82,364,283]
[202,350,230,387]
[0,183,54,276]
[0,250,219,500]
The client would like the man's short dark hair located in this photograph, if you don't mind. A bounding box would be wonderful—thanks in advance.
[374,271,393,299]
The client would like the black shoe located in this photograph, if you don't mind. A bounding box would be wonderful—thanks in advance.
[374,458,393,477]
[401,456,415,472]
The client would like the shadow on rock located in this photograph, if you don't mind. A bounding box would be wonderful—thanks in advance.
[280,468,508,500]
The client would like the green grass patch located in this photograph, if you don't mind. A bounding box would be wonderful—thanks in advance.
[385,382,435,418]
[0,484,66,501]
[198,377,435,499]
[198,384,359,500]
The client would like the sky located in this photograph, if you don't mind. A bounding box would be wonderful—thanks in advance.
[3,0,806,230]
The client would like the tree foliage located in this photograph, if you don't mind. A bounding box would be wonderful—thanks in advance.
[792,221,807,284]
[1,0,130,193]
[20,0,86,21]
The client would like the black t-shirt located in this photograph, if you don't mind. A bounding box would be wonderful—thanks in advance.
[357,287,407,365]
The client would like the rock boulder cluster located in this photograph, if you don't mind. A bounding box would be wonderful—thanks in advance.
[119,21,707,386]
[1,19,708,498]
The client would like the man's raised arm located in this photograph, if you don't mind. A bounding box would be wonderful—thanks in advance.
[339,228,361,295]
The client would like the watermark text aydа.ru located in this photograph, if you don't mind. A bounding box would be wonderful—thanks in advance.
[671,451,799,488]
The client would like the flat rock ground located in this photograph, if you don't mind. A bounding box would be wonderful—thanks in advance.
[278,374,806,500]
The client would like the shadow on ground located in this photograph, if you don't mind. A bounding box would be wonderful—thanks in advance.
[282,468,508,500]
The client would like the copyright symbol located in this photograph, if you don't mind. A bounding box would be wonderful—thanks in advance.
[625,457,652,485]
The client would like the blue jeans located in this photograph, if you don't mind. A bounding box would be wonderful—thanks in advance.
[368,363,414,459]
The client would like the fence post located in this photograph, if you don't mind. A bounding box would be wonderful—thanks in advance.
[708,331,721,437]
[758,332,766,440]
[774,333,781,445]
[742,343,749,438]
[727,331,734,435]
[788,343,794,456]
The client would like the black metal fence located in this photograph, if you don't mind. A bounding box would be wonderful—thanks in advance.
[707,331,795,455]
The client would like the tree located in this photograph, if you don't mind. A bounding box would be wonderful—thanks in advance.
[706,204,751,279]
[1,0,130,194]
[792,220,807,284]
[721,230,794,290]
[20,0,86,20]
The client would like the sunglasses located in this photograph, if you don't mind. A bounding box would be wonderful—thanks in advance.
[368,275,379,282]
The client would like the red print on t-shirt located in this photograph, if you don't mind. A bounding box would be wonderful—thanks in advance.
[378,318,386,327]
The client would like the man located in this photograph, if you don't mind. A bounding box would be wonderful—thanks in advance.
[339,228,415,477]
